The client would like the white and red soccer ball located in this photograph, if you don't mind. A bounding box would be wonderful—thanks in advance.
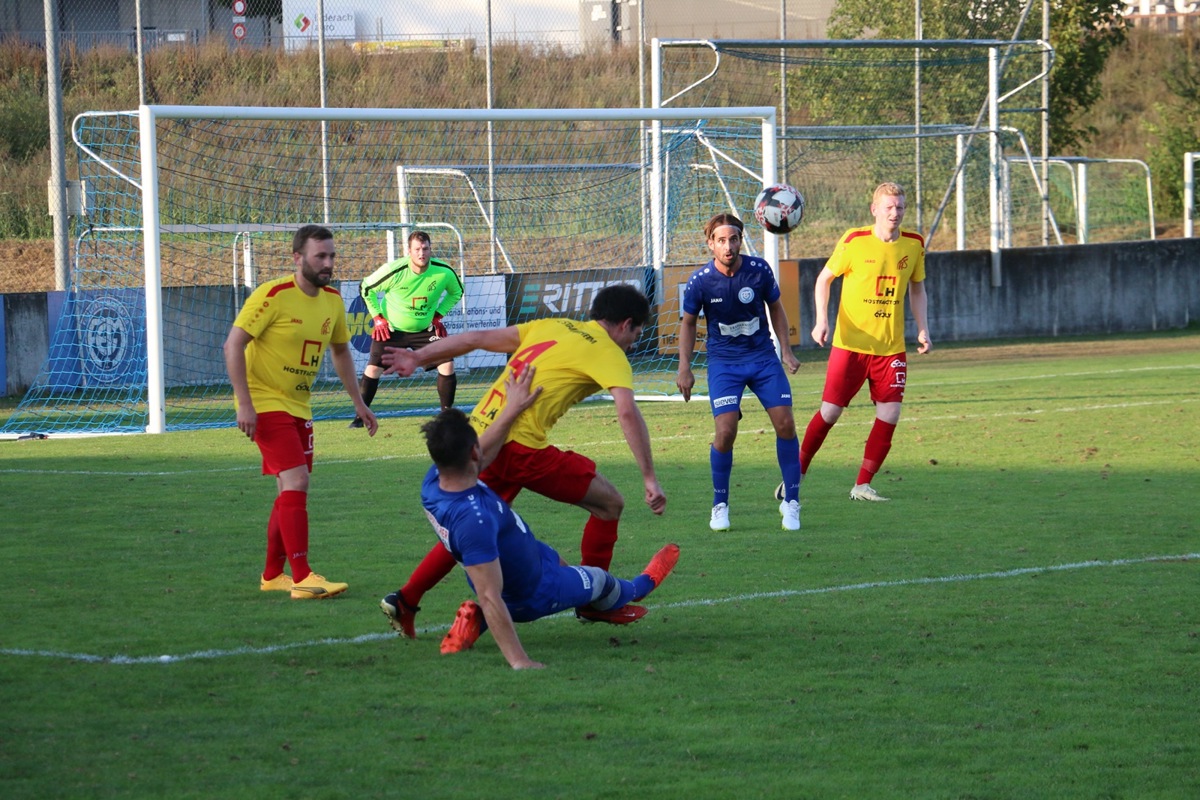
[753,183,805,235]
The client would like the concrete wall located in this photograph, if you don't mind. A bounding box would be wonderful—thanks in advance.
[1,239,1197,397]
[788,238,1198,350]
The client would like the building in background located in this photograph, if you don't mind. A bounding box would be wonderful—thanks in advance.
[3,1,1195,54]
[1,0,839,52]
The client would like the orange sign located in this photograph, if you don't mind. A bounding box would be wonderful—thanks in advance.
[656,262,800,355]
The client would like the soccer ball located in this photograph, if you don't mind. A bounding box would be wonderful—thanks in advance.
[753,184,805,235]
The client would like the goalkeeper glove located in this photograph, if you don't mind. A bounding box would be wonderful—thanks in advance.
[371,315,392,342]
[431,313,447,339]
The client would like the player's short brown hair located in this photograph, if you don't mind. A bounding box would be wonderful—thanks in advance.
[422,408,478,471]
[589,284,650,328]
[292,224,334,254]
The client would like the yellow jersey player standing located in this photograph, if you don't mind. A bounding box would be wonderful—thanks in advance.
[790,182,931,503]
[377,284,667,636]
[223,225,378,600]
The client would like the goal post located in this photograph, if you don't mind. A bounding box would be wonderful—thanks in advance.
[3,104,781,437]
[652,36,1054,282]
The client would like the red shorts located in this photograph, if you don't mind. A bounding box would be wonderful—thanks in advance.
[821,347,907,406]
[479,441,596,505]
[254,411,314,475]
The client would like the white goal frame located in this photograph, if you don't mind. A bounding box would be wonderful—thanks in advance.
[137,104,779,433]
[652,37,1053,286]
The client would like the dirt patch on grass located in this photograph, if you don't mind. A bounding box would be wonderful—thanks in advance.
[0,240,57,293]
[927,332,1200,362]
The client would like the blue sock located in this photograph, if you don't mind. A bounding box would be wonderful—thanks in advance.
[777,435,800,502]
[711,445,733,506]
[631,574,655,601]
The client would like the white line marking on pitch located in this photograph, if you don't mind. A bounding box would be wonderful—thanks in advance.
[3,552,1193,665]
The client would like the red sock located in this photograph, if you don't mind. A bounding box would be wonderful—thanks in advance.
[263,503,287,580]
[400,543,457,607]
[800,411,835,474]
[857,419,896,486]
[581,516,618,570]
[276,490,311,582]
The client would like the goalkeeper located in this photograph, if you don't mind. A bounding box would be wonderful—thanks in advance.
[351,230,465,426]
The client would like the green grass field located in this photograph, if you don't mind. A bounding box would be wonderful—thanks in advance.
[2,333,1198,799]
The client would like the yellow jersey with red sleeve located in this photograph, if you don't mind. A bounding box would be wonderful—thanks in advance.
[470,318,634,450]
[826,225,926,355]
[232,276,350,418]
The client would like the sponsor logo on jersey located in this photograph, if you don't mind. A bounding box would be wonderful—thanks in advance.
[713,395,738,408]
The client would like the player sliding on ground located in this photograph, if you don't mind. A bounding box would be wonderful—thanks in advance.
[378,284,667,635]
[418,365,680,669]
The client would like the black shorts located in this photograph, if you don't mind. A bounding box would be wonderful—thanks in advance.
[366,326,450,367]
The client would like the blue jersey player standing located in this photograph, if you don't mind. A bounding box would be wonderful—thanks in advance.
[676,213,802,532]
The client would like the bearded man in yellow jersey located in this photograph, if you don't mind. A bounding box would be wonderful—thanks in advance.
[224,225,378,600]
[791,182,932,503]
[377,284,667,634]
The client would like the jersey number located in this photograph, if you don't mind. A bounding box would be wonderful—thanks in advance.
[508,340,557,376]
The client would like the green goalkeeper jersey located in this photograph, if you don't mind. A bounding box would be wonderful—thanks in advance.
[359,256,464,332]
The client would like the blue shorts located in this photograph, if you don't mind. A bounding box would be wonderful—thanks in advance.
[504,541,597,623]
[707,355,793,417]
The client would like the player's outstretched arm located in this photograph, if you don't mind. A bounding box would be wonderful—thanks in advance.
[381,326,522,376]
[464,560,545,670]
[611,387,666,515]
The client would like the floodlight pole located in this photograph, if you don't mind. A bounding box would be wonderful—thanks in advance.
[1041,0,1050,245]
[318,0,331,224]
[989,47,1002,287]
[135,0,147,104]
[914,0,923,233]
[44,0,71,291]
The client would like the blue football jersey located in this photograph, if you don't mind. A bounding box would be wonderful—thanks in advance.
[682,256,781,360]
[420,465,542,602]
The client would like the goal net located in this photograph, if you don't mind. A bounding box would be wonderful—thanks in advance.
[654,38,1053,254]
[2,105,780,436]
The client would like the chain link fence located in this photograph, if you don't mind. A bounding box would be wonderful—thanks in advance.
[5,1,838,52]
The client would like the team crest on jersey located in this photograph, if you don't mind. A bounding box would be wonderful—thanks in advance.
[738,287,754,304]
[321,317,332,334]
[898,255,910,271]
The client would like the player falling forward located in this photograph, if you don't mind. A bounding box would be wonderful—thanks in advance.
[378,284,667,637]
[419,365,679,669]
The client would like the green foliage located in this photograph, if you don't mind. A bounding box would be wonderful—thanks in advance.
[0,88,49,162]
[1,334,1198,796]
[1143,32,1200,218]
[807,0,1126,151]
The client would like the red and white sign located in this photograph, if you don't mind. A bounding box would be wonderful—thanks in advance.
[232,0,247,15]
[232,22,247,40]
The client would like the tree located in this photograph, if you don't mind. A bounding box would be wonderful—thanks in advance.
[794,0,1125,152]
[1144,32,1200,217]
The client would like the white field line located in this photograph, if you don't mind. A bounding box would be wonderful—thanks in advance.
[3,552,1194,666]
